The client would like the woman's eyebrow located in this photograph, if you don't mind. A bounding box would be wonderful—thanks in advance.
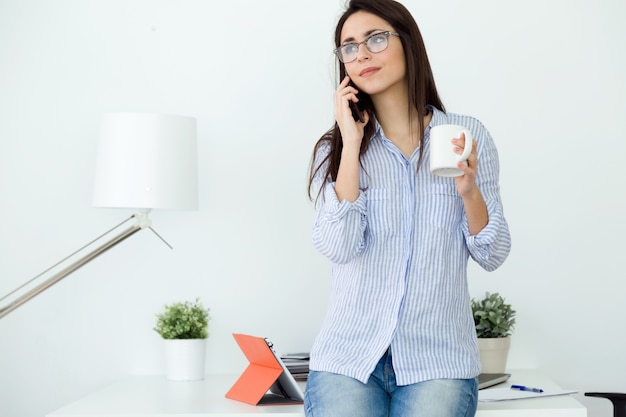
[341,28,385,44]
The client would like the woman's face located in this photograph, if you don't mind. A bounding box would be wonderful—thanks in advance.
[340,11,406,97]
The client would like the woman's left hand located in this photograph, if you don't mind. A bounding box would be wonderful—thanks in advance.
[452,133,489,235]
[452,133,479,197]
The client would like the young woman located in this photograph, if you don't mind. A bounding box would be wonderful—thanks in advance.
[305,1,511,416]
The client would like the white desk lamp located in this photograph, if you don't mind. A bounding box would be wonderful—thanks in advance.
[0,112,198,319]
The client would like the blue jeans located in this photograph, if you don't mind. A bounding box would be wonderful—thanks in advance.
[304,350,478,417]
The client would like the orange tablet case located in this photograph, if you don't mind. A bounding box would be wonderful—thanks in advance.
[225,333,304,406]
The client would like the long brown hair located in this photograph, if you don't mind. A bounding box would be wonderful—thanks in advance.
[307,0,445,201]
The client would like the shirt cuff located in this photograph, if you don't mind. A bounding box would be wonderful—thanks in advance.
[321,182,367,219]
[462,198,501,248]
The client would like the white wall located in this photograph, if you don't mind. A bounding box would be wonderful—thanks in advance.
[0,0,624,416]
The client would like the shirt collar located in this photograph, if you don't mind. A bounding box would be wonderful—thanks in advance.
[428,105,447,129]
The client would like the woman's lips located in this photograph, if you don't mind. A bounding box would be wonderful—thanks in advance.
[359,67,380,77]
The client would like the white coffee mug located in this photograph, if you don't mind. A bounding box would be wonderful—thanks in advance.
[429,124,473,177]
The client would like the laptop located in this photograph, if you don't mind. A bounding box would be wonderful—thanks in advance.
[225,333,304,405]
[478,373,511,389]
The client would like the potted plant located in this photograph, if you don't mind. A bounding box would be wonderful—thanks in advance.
[154,298,211,381]
[471,292,516,373]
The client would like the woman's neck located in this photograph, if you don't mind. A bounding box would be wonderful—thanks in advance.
[371,87,430,157]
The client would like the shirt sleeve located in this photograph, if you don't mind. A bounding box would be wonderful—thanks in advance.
[310,142,368,264]
[461,123,511,271]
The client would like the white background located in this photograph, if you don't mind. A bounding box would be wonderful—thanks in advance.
[1,1,624,416]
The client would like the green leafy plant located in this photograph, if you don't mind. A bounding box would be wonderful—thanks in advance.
[471,292,516,338]
[154,298,210,340]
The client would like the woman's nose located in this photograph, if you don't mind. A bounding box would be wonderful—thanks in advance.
[356,43,371,61]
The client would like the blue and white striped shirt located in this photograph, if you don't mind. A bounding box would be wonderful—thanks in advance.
[309,107,511,385]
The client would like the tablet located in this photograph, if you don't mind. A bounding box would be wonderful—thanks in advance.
[264,338,305,402]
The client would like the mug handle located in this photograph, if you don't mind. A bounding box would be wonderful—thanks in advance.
[457,129,473,161]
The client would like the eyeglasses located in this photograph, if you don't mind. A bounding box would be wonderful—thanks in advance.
[334,31,400,64]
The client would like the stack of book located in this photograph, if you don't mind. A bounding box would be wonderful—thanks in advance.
[280,353,310,381]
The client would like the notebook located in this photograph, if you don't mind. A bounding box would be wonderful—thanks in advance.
[478,373,511,389]
[225,333,304,406]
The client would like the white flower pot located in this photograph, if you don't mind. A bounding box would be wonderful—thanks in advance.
[477,337,511,373]
[164,339,207,381]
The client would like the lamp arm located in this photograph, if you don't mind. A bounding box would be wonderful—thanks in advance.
[0,218,144,320]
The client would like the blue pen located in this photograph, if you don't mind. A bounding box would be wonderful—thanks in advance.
[511,385,544,393]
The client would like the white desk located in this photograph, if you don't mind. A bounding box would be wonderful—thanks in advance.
[476,369,586,417]
[47,369,586,417]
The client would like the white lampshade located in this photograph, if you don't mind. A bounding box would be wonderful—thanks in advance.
[93,112,198,210]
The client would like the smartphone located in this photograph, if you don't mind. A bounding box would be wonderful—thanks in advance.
[348,80,365,123]
[349,100,365,123]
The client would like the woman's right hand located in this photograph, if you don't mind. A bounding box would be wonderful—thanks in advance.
[334,76,369,149]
